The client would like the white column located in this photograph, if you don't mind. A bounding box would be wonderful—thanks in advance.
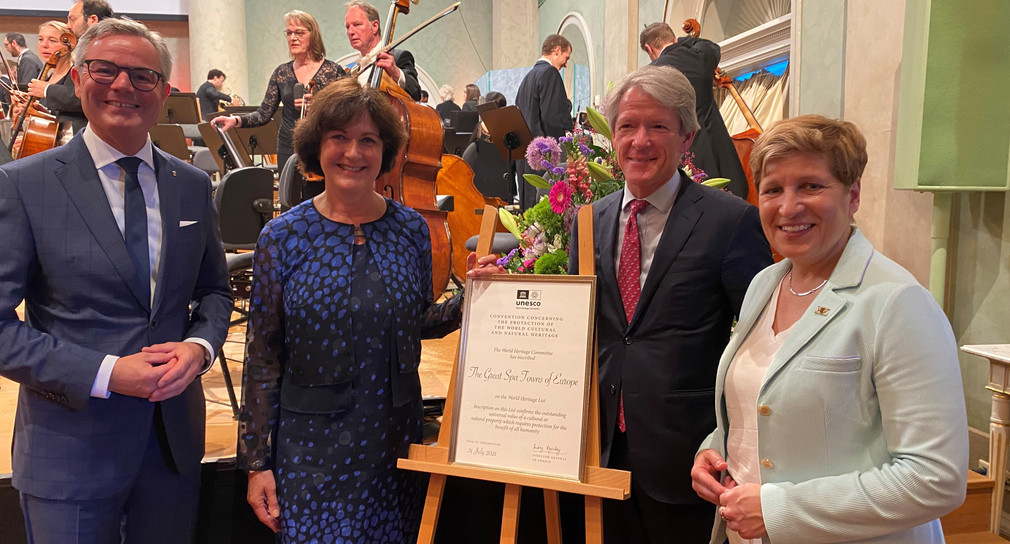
[188,0,249,105]
[492,0,538,69]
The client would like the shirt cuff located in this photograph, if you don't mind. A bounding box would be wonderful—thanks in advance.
[42,83,50,98]
[396,68,406,87]
[91,354,118,398]
[185,337,216,375]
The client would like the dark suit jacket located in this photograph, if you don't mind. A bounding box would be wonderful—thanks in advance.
[515,60,574,208]
[16,49,43,89]
[652,40,749,199]
[0,134,231,500]
[435,99,461,124]
[41,72,87,135]
[392,48,421,101]
[515,59,573,140]
[569,177,771,504]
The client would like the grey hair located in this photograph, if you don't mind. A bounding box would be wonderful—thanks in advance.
[73,18,173,82]
[438,84,454,101]
[603,65,699,135]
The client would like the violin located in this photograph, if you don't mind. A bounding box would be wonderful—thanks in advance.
[8,32,77,159]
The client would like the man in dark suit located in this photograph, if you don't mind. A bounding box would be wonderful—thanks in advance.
[0,18,230,543]
[641,22,749,200]
[515,34,574,209]
[345,0,422,101]
[569,65,771,543]
[4,33,43,90]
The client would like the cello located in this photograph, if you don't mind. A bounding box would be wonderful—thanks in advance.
[8,31,76,159]
[370,0,453,298]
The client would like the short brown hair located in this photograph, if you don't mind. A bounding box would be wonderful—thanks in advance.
[639,22,676,52]
[751,114,868,190]
[284,10,326,62]
[294,78,405,178]
[541,34,571,56]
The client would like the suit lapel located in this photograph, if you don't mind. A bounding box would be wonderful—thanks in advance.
[761,229,873,388]
[151,150,176,316]
[55,136,149,308]
[595,194,623,322]
[630,178,702,330]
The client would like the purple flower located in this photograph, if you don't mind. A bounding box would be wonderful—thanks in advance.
[559,136,573,144]
[497,248,518,267]
[551,166,566,177]
[578,143,591,156]
[525,136,563,170]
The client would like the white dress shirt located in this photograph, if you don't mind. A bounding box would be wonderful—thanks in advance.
[81,127,214,398]
[614,170,682,288]
[351,44,407,90]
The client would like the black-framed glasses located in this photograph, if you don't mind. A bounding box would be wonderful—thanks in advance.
[82,59,164,92]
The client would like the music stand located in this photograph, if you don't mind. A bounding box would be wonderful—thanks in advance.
[233,119,278,163]
[149,125,190,161]
[223,106,259,115]
[478,105,533,210]
[197,123,249,173]
[159,93,200,124]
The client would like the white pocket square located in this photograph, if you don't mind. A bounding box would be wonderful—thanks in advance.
[179,220,198,227]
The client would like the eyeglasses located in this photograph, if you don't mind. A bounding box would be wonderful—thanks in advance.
[284,30,309,39]
[82,59,164,92]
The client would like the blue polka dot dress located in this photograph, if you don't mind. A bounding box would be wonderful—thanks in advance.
[239,198,463,543]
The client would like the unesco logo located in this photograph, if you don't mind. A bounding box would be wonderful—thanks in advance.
[515,290,541,308]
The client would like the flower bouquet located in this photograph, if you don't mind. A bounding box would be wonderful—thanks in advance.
[497,108,730,274]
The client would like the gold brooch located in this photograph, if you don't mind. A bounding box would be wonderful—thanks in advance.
[814,306,830,316]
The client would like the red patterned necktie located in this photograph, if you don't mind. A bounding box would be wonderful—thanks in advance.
[616,198,647,432]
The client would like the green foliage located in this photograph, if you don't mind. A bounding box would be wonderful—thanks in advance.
[533,250,568,274]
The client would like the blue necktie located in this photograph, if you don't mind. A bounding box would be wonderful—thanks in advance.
[117,156,150,304]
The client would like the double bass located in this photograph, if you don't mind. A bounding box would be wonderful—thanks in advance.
[370,0,453,298]
[8,32,77,159]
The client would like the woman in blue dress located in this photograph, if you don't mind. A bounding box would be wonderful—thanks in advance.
[238,77,500,542]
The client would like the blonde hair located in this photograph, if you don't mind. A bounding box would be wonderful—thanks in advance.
[751,115,867,190]
[284,10,326,62]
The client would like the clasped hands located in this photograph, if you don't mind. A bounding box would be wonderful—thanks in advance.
[109,341,206,402]
[692,449,767,540]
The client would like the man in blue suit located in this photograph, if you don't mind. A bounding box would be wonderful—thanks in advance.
[0,18,231,543]
[569,65,771,543]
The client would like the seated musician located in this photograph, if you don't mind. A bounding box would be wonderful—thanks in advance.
[239,77,500,542]
[9,21,86,150]
[196,69,235,121]
[344,0,422,101]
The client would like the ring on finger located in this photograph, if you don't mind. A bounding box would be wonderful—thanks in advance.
[719,506,728,521]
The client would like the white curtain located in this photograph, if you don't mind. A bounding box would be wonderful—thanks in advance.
[716,65,789,135]
[723,0,791,37]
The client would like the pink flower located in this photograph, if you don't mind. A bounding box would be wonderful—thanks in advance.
[549,181,574,214]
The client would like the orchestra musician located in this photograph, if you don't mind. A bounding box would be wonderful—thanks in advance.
[196,68,235,121]
[344,0,422,101]
[212,10,345,176]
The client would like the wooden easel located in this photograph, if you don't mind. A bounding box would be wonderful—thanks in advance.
[398,204,630,544]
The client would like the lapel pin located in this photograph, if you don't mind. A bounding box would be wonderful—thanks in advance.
[814,306,830,316]
[171,170,177,176]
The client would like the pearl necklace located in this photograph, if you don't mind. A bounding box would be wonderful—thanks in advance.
[788,272,828,297]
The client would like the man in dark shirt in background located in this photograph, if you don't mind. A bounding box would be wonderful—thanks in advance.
[197,69,234,120]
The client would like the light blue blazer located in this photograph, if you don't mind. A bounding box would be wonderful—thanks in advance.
[701,228,968,543]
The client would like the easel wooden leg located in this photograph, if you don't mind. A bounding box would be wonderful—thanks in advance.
[417,474,447,544]
[585,495,604,544]
[500,484,523,543]
[544,489,562,544]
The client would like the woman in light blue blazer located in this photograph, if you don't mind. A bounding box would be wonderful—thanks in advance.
[691,115,968,543]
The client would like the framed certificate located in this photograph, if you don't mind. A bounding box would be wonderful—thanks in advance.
[449,274,597,481]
